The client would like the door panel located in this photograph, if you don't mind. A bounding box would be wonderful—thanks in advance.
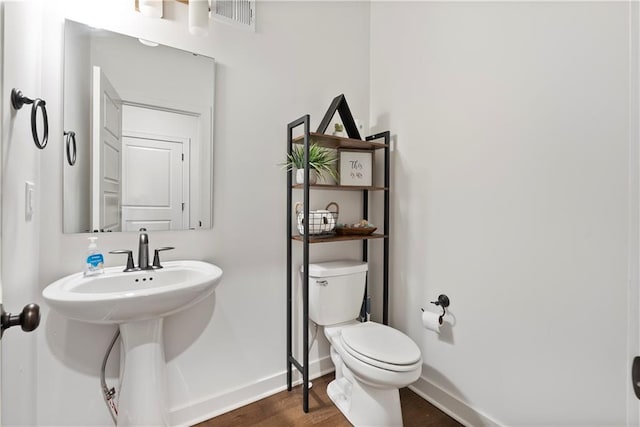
[121,105,197,230]
[91,66,122,232]
[103,92,120,139]
[125,143,172,206]
[121,137,187,231]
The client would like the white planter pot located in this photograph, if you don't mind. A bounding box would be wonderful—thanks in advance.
[296,169,318,185]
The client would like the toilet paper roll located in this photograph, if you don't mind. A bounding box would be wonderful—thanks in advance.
[422,310,442,332]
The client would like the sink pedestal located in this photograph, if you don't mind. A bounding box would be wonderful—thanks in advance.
[117,318,170,426]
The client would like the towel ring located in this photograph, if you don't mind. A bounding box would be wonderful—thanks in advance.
[64,131,77,166]
[11,88,49,150]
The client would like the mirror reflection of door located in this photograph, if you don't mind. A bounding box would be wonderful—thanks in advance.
[63,20,215,233]
[91,66,123,232]
[122,136,189,231]
[121,105,198,231]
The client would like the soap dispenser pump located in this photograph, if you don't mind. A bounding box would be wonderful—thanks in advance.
[84,237,104,276]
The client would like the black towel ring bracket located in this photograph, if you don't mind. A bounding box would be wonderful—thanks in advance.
[11,88,48,150]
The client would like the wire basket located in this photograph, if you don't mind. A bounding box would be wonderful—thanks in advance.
[295,202,339,235]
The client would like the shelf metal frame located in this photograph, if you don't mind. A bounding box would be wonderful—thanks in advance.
[286,115,311,412]
[286,116,390,413]
[368,130,391,324]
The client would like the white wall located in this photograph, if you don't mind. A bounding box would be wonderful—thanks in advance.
[31,0,370,425]
[369,2,632,425]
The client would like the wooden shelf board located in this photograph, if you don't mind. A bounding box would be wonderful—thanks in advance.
[292,184,387,191]
[292,233,387,243]
[292,133,388,150]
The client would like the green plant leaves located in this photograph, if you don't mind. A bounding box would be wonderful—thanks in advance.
[283,144,338,182]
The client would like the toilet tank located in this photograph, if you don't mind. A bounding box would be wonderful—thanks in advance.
[304,260,368,326]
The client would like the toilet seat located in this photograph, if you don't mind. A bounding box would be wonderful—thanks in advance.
[339,322,422,372]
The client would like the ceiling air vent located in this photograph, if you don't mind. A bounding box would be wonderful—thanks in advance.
[213,0,255,32]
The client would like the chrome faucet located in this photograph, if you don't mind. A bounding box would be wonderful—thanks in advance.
[138,229,150,270]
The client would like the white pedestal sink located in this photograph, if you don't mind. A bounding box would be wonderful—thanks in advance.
[43,260,223,426]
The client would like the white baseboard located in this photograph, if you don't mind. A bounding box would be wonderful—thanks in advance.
[409,376,502,427]
[170,360,500,427]
[171,356,335,426]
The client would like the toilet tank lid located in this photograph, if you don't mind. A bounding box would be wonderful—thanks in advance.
[304,260,368,277]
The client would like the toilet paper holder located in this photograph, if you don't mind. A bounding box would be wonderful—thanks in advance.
[421,294,450,324]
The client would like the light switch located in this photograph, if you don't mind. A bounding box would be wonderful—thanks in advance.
[25,181,35,221]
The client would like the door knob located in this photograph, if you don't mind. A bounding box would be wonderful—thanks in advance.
[1,303,40,337]
[633,356,640,399]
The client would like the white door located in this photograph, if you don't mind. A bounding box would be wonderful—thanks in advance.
[91,66,123,232]
[121,136,189,231]
[0,275,3,427]
[632,3,640,424]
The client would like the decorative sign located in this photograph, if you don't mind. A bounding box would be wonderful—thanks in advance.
[339,150,373,186]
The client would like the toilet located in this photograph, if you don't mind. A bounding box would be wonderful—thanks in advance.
[306,260,422,427]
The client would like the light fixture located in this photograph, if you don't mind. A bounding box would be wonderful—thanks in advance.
[189,0,210,37]
[136,0,213,37]
[138,0,164,18]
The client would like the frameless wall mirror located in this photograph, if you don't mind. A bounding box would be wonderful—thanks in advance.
[63,19,215,233]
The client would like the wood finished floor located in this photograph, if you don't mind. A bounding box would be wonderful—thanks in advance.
[196,373,462,427]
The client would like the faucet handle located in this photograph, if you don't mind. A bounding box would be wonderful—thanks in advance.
[152,247,175,269]
[109,250,138,272]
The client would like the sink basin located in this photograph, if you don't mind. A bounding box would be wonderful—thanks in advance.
[43,260,222,324]
[42,260,223,426]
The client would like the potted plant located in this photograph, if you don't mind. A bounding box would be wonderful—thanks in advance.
[333,123,346,137]
[283,144,338,185]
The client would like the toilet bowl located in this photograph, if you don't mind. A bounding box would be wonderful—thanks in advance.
[306,261,422,427]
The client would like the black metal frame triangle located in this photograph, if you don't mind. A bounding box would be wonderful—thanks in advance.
[316,93,362,140]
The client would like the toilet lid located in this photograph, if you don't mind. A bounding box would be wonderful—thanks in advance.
[340,322,421,370]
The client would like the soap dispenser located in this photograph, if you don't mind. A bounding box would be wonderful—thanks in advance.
[84,237,104,276]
